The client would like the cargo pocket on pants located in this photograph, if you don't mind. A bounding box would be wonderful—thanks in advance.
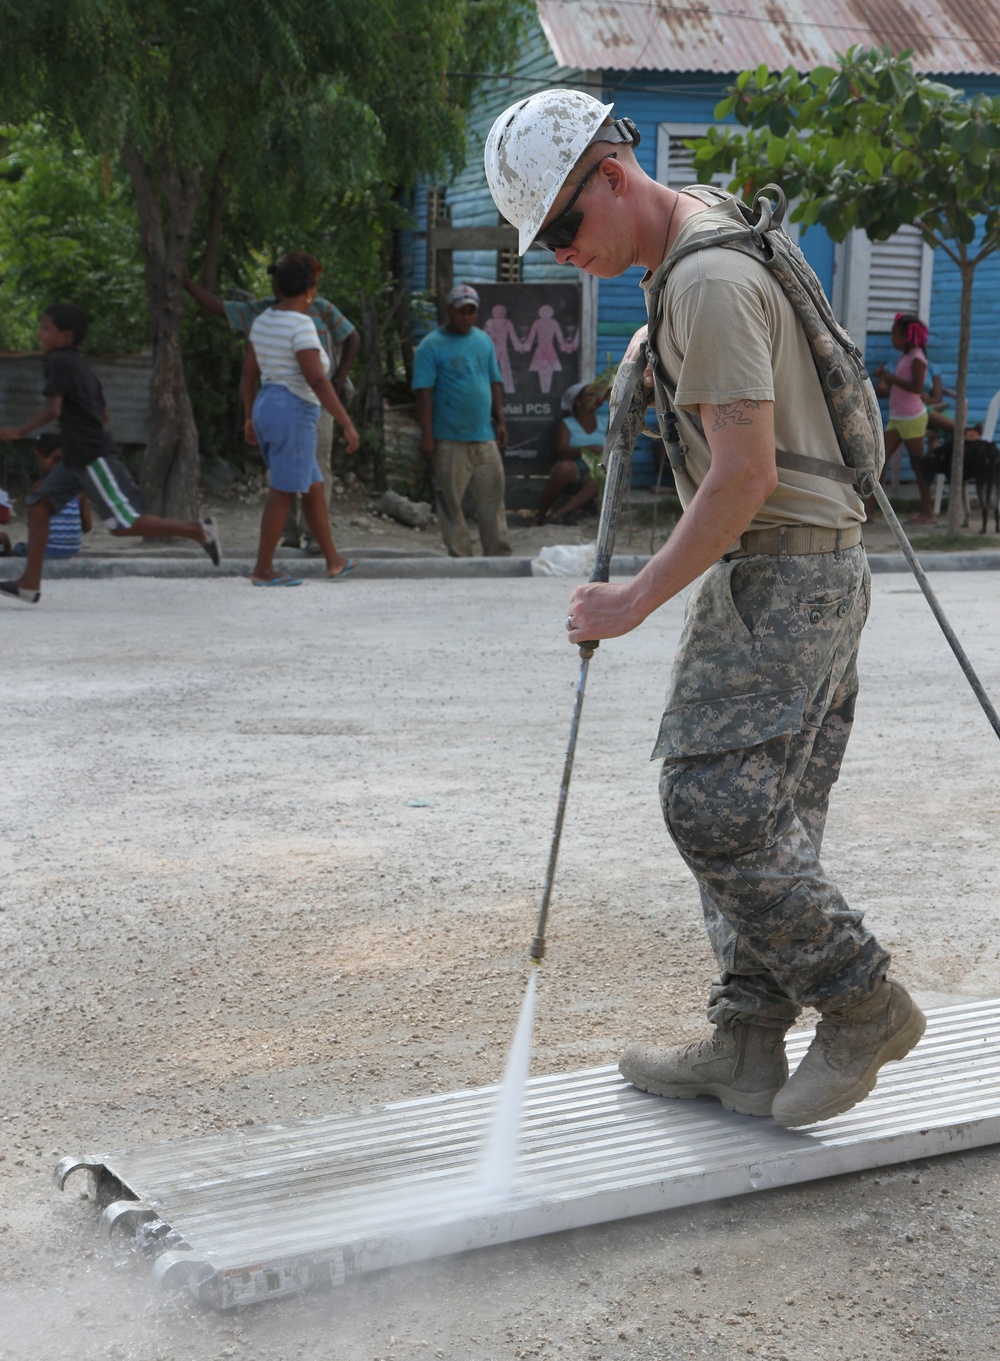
[651,687,807,761]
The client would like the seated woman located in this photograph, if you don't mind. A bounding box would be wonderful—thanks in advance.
[535,381,608,526]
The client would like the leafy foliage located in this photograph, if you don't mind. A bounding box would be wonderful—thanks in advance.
[0,123,146,353]
[193,0,532,299]
[0,0,530,504]
[690,47,1000,538]
[692,46,1000,257]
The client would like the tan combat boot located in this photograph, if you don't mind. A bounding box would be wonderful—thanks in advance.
[619,1022,788,1118]
[771,980,926,1128]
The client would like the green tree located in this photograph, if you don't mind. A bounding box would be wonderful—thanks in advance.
[0,0,528,515]
[185,0,529,488]
[0,123,147,354]
[692,47,1000,538]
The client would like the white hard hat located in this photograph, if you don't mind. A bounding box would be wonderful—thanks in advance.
[486,89,636,255]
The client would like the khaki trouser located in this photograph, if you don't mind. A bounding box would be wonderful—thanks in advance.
[432,439,512,558]
[283,408,335,545]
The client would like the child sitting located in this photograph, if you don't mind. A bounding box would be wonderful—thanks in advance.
[5,434,93,559]
[0,486,11,556]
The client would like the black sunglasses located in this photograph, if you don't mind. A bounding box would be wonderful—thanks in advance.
[534,154,617,252]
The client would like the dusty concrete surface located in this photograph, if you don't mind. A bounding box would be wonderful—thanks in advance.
[2,570,1000,1360]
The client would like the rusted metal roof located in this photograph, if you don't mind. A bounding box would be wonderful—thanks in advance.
[536,0,1000,76]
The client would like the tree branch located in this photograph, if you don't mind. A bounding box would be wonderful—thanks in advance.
[357,284,408,389]
[121,142,166,266]
[972,237,1000,267]
[927,233,961,266]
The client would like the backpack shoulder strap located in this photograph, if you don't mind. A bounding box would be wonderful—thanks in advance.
[644,186,773,480]
[646,183,881,495]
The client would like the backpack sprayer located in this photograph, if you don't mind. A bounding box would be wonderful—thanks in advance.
[645,180,1000,750]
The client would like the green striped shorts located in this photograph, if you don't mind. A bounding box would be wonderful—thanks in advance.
[29,455,145,530]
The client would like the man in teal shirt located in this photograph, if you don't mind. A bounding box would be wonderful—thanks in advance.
[412,284,511,557]
[185,255,358,549]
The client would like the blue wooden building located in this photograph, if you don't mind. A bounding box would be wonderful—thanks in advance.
[402,0,1000,459]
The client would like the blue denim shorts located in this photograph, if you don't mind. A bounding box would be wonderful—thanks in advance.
[253,384,322,493]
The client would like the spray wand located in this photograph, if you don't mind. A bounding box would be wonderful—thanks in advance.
[530,359,650,964]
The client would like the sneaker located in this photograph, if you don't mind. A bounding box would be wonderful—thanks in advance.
[619,1022,788,1118]
[201,516,223,566]
[0,580,40,605]
[771,980,926,1128]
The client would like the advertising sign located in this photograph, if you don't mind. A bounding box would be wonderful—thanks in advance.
[474,283,583,476]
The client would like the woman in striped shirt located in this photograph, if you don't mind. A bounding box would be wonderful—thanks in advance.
[243,253,360,586]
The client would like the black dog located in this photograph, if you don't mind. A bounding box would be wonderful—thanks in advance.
[923,438,1000,532]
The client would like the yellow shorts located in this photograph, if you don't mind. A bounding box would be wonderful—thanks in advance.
[887,411,928,441]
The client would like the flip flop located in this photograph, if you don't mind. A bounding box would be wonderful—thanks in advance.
[327,558,360,580]
[252,575,303,587]
[0,580,40,604]
[201,515,223,566]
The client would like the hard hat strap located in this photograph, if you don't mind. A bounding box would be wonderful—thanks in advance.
[587,116,641,150]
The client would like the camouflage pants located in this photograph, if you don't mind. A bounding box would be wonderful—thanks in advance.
[653,544,889,1029]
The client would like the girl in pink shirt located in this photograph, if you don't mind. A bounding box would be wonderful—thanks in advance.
[874,313,934,522]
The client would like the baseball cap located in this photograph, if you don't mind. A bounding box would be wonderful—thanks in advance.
[448,284,480,308]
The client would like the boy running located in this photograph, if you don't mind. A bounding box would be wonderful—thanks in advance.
[0,303,222,604]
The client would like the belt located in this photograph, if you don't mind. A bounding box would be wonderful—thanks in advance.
[723,525,863,560]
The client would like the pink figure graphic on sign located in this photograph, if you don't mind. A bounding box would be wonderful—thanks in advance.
[523,305,579,394]
[484,304,523,393]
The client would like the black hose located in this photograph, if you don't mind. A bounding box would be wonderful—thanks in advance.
[873,483,1000,742]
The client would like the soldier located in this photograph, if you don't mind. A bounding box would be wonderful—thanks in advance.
[485,89,924,1127]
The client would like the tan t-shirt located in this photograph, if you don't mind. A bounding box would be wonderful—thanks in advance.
[642,192,864,531]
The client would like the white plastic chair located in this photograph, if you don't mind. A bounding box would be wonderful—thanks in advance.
[982,389,1000,441]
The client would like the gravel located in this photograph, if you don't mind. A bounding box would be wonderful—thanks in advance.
[2,568,999,1360]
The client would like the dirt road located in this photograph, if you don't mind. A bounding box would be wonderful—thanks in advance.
[2,569,1000,1360]
[0,467,946,567]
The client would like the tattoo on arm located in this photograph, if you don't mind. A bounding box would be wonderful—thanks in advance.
[710,401,761,431]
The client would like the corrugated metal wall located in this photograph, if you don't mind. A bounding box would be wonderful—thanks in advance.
[401,24,586,298]
[0,351,152,445]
